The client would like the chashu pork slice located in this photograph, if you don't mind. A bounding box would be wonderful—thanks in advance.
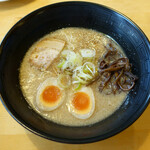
[29,38,65,70]
[34,38,66,52]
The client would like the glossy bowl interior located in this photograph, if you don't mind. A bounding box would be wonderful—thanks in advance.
[0,1,150,144]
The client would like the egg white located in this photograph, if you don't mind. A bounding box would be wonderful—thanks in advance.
[68,86,95,119]
[36,77,65,111]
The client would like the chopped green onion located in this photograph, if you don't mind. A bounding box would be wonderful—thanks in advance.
[80,49,96,58]
[57,59,65,68]
[57,74,71,88]
[83,62,96,76]
[57,49,98,86]
[58,50,83,72]
[74,83,81,90]
[72,64,95,85]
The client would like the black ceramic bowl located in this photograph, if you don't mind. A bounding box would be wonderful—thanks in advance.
[0,1,150,144]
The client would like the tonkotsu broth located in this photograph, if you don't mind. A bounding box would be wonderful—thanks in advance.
[19,27,127,126]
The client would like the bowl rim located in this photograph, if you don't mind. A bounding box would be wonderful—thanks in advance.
[0,1,150,144]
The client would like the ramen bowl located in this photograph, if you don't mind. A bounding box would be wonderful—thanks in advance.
[0,1,150,144]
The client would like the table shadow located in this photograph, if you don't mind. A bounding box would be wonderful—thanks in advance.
[0,0,36,10]
[26,117,149,150]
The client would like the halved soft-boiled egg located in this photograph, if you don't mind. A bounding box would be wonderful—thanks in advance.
[68,86,95,119]
[36,77,65,111]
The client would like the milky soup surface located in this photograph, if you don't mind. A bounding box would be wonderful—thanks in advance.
[19,27,127,126]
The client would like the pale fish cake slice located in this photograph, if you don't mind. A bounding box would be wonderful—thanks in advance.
[29,38,65,70]
[29,49,59,70]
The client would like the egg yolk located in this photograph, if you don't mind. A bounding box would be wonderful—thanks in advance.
[42,85,61,103]
[72,92,90,111]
